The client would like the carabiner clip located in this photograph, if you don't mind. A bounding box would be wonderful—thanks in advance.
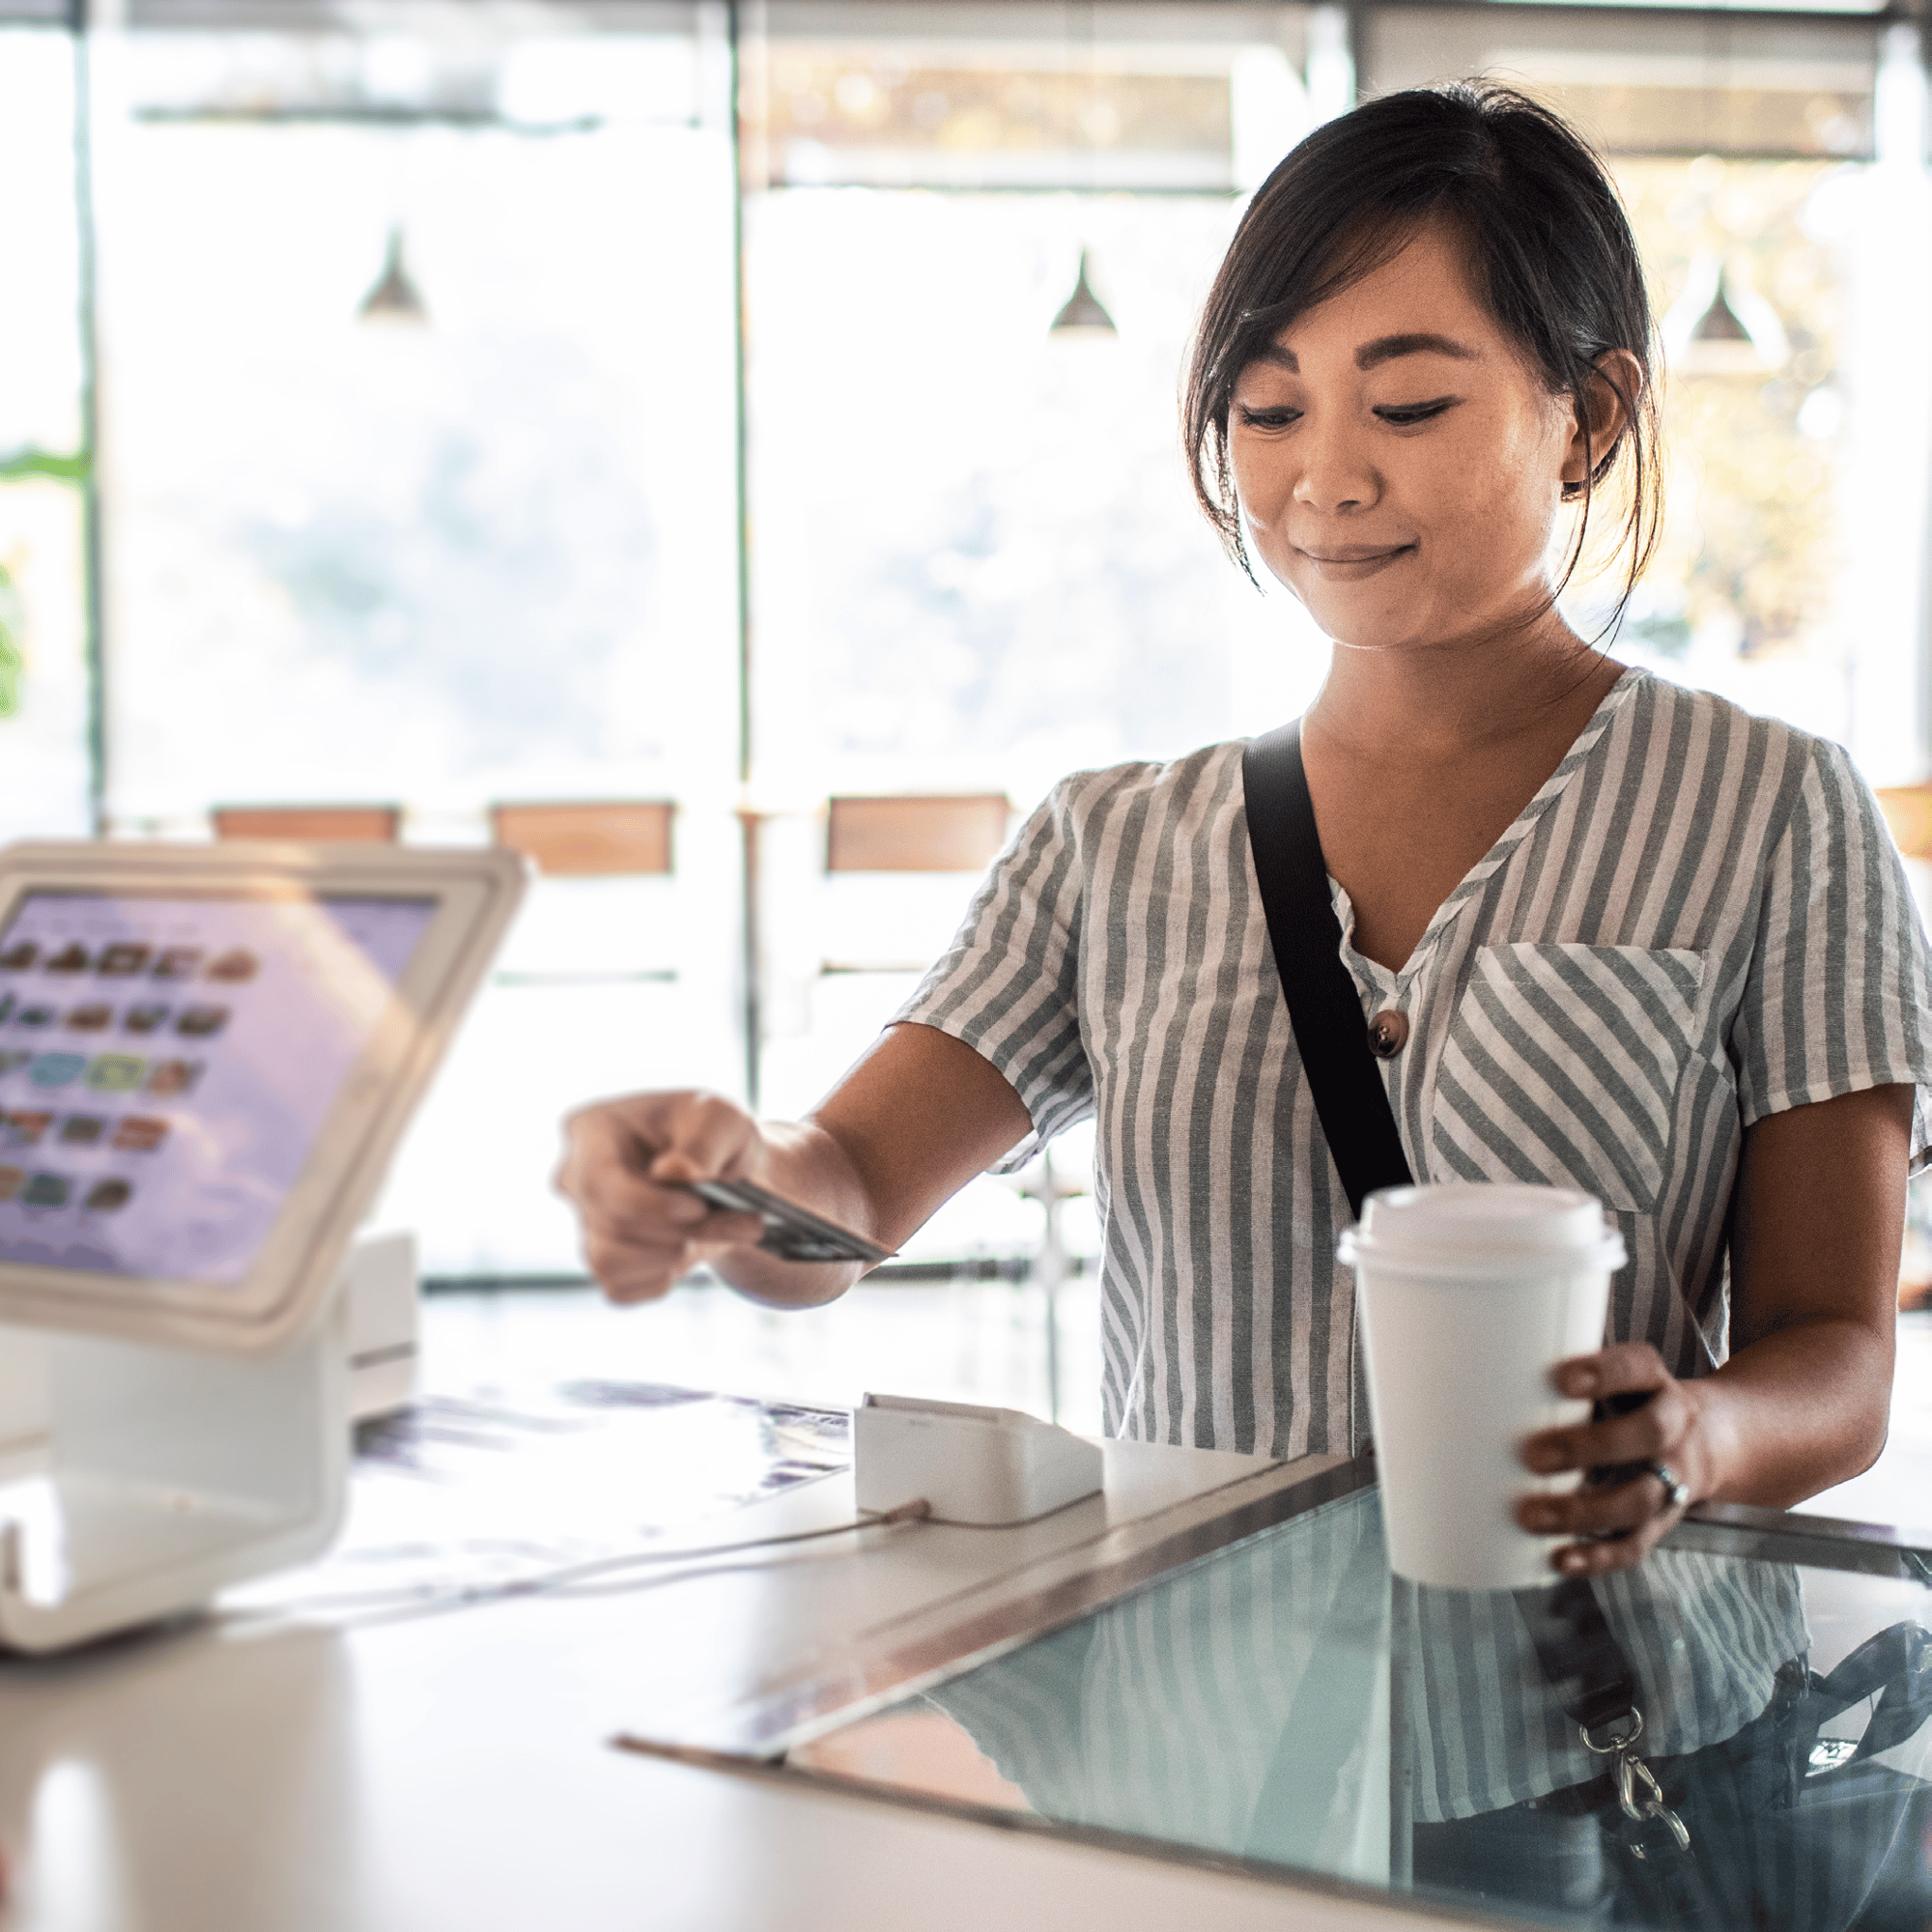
[1581,1706,1692,1853]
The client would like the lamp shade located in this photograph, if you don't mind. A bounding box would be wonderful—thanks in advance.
[360,228,427,323]
[1050,249,1116,334]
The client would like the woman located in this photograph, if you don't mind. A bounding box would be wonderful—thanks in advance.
[557,83,1931,1580]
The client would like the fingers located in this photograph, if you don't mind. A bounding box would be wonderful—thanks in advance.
[554,1092,770,1303]
[1518,1470,1684,1575]
[1517,1343,1703,1576]
[579,1216,760,1304]
[1550,1341,1672,1406]
[1521,1345,1685,1476]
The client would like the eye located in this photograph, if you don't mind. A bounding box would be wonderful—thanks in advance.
[1374,397,1459,427]
[1236,404,1301,431]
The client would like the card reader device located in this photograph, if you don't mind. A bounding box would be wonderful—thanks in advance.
[0,838,524,1650]
[854,1392,1104,1526]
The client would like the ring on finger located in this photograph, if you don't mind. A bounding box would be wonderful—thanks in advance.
[1644,1460,1690,1512]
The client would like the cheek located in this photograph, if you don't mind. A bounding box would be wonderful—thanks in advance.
[1228,436,1290,526]
[1425,414,1563,552]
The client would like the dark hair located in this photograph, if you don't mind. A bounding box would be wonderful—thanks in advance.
[1183,81,1661,630]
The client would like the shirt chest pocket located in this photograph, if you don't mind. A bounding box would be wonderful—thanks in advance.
[1431,943,1708,1215]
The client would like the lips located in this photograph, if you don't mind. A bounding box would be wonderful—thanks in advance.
[1293,541,1416,582]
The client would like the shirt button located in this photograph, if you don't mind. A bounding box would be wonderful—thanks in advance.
[1367,1010,1408,1059]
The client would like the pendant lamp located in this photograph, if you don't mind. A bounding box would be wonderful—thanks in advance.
[1051,249,1117,334]
[1049,0,1116,339]
[360,227,428,323]
[1663,254,1785,379]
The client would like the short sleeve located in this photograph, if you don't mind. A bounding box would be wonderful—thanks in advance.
[1731,735,1932,1168]
[891,780,1095,1173]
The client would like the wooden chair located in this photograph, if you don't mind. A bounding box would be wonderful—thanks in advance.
[1877,785,1932,861]
[488,802,674,876]
[212,806,400,842]
[825,794,1010,874]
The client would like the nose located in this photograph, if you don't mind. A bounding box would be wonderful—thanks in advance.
[1291,412,1380,516]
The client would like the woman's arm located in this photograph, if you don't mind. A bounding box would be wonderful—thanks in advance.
[554,1022,1035,1307]
[1517,1080,1912,1574]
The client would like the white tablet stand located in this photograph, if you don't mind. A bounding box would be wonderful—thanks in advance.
[0,840,524,1653]
[0,1292,351,1652]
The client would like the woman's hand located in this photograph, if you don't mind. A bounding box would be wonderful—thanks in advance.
[554,1091,774,1303]
[1514,1083,1912,1578]
[554,1026,1035,1311]
[1515,1343,1719,1576]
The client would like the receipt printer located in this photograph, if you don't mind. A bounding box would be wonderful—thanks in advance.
[854,1392,1104,1526]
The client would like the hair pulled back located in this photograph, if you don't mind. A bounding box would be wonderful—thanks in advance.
[1184,81,1661,626]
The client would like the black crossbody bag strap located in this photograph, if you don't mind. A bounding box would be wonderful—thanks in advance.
[1239,719,1411,1222]
[1240,718,1680,1844]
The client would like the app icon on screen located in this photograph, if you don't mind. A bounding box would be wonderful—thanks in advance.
[153,948,203,980]
[0,1053,34,1077]
[21,1173,70,1208]
[45,944,91,975]
[206,949,259,983]
[111,1116,169,1153]
[147,1059,202,1096]
[14,1006,54,1029]
[66,1004,112,1032]
[3,1113,49,1147]
[0,996,14,1028]
[123,1004,169,1035]
[0,1167,25,1202]
[0,943,37,971]
[177,1005,230,1038]
[58,1116,104,1147]
[86,1056,147,1093]
[97,943,151,978]
[29,1054,86,1088]
[83,1179,131,1214]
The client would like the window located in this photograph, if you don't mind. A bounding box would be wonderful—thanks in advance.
[92,3,743,1272]
[0,25,96,846]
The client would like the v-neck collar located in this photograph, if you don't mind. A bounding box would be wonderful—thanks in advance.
[1329,666,1646,987]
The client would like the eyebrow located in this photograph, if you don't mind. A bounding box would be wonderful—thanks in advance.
[1250,332,1481,375]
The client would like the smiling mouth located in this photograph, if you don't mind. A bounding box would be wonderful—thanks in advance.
[1292,542,1416,582]
[1294,543,1415,565]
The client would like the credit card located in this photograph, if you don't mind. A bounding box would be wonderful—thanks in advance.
[676,1177,892,1265]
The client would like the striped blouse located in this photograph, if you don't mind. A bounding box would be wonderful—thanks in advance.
[897,668,1932,1458]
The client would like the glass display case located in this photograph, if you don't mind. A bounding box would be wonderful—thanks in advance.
[631,1459,1932,1931]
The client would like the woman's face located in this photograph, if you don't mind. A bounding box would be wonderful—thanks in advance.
[1228,220,1585,656]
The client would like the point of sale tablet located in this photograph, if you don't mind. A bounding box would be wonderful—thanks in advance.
[0,840,524,1352]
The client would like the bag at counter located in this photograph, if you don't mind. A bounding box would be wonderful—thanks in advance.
[1416,1602,1932,1930]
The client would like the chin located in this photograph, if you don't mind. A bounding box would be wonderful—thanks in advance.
[1298,600,1435,654]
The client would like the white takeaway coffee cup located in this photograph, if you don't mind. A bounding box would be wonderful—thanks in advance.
[1338,1182,1627,1591]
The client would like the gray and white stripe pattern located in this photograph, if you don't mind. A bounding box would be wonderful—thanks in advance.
[897,668,1932,1456]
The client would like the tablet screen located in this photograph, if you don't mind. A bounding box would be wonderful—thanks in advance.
[0,890,436,1284]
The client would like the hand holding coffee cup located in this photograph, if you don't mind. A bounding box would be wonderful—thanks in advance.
[1339,1182,1631,1590]
[1515,1342,1707,1576]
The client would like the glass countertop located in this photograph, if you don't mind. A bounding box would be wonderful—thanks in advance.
[781,1485,1932,1931]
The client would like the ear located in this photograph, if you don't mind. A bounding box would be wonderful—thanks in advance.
[1560,350,1643,497]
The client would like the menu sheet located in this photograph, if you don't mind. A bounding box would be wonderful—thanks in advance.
[0,890,434,1285]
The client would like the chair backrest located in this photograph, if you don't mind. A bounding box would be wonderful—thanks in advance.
[490,801,674,877]
[1878,786,1932,861]
[212,806,400,843]
[826,794,1010,874]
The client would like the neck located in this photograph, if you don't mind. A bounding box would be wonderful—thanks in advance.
[1304,602,1618,762]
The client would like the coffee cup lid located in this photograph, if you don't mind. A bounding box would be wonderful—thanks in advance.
[1339,1182,1626,1275]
